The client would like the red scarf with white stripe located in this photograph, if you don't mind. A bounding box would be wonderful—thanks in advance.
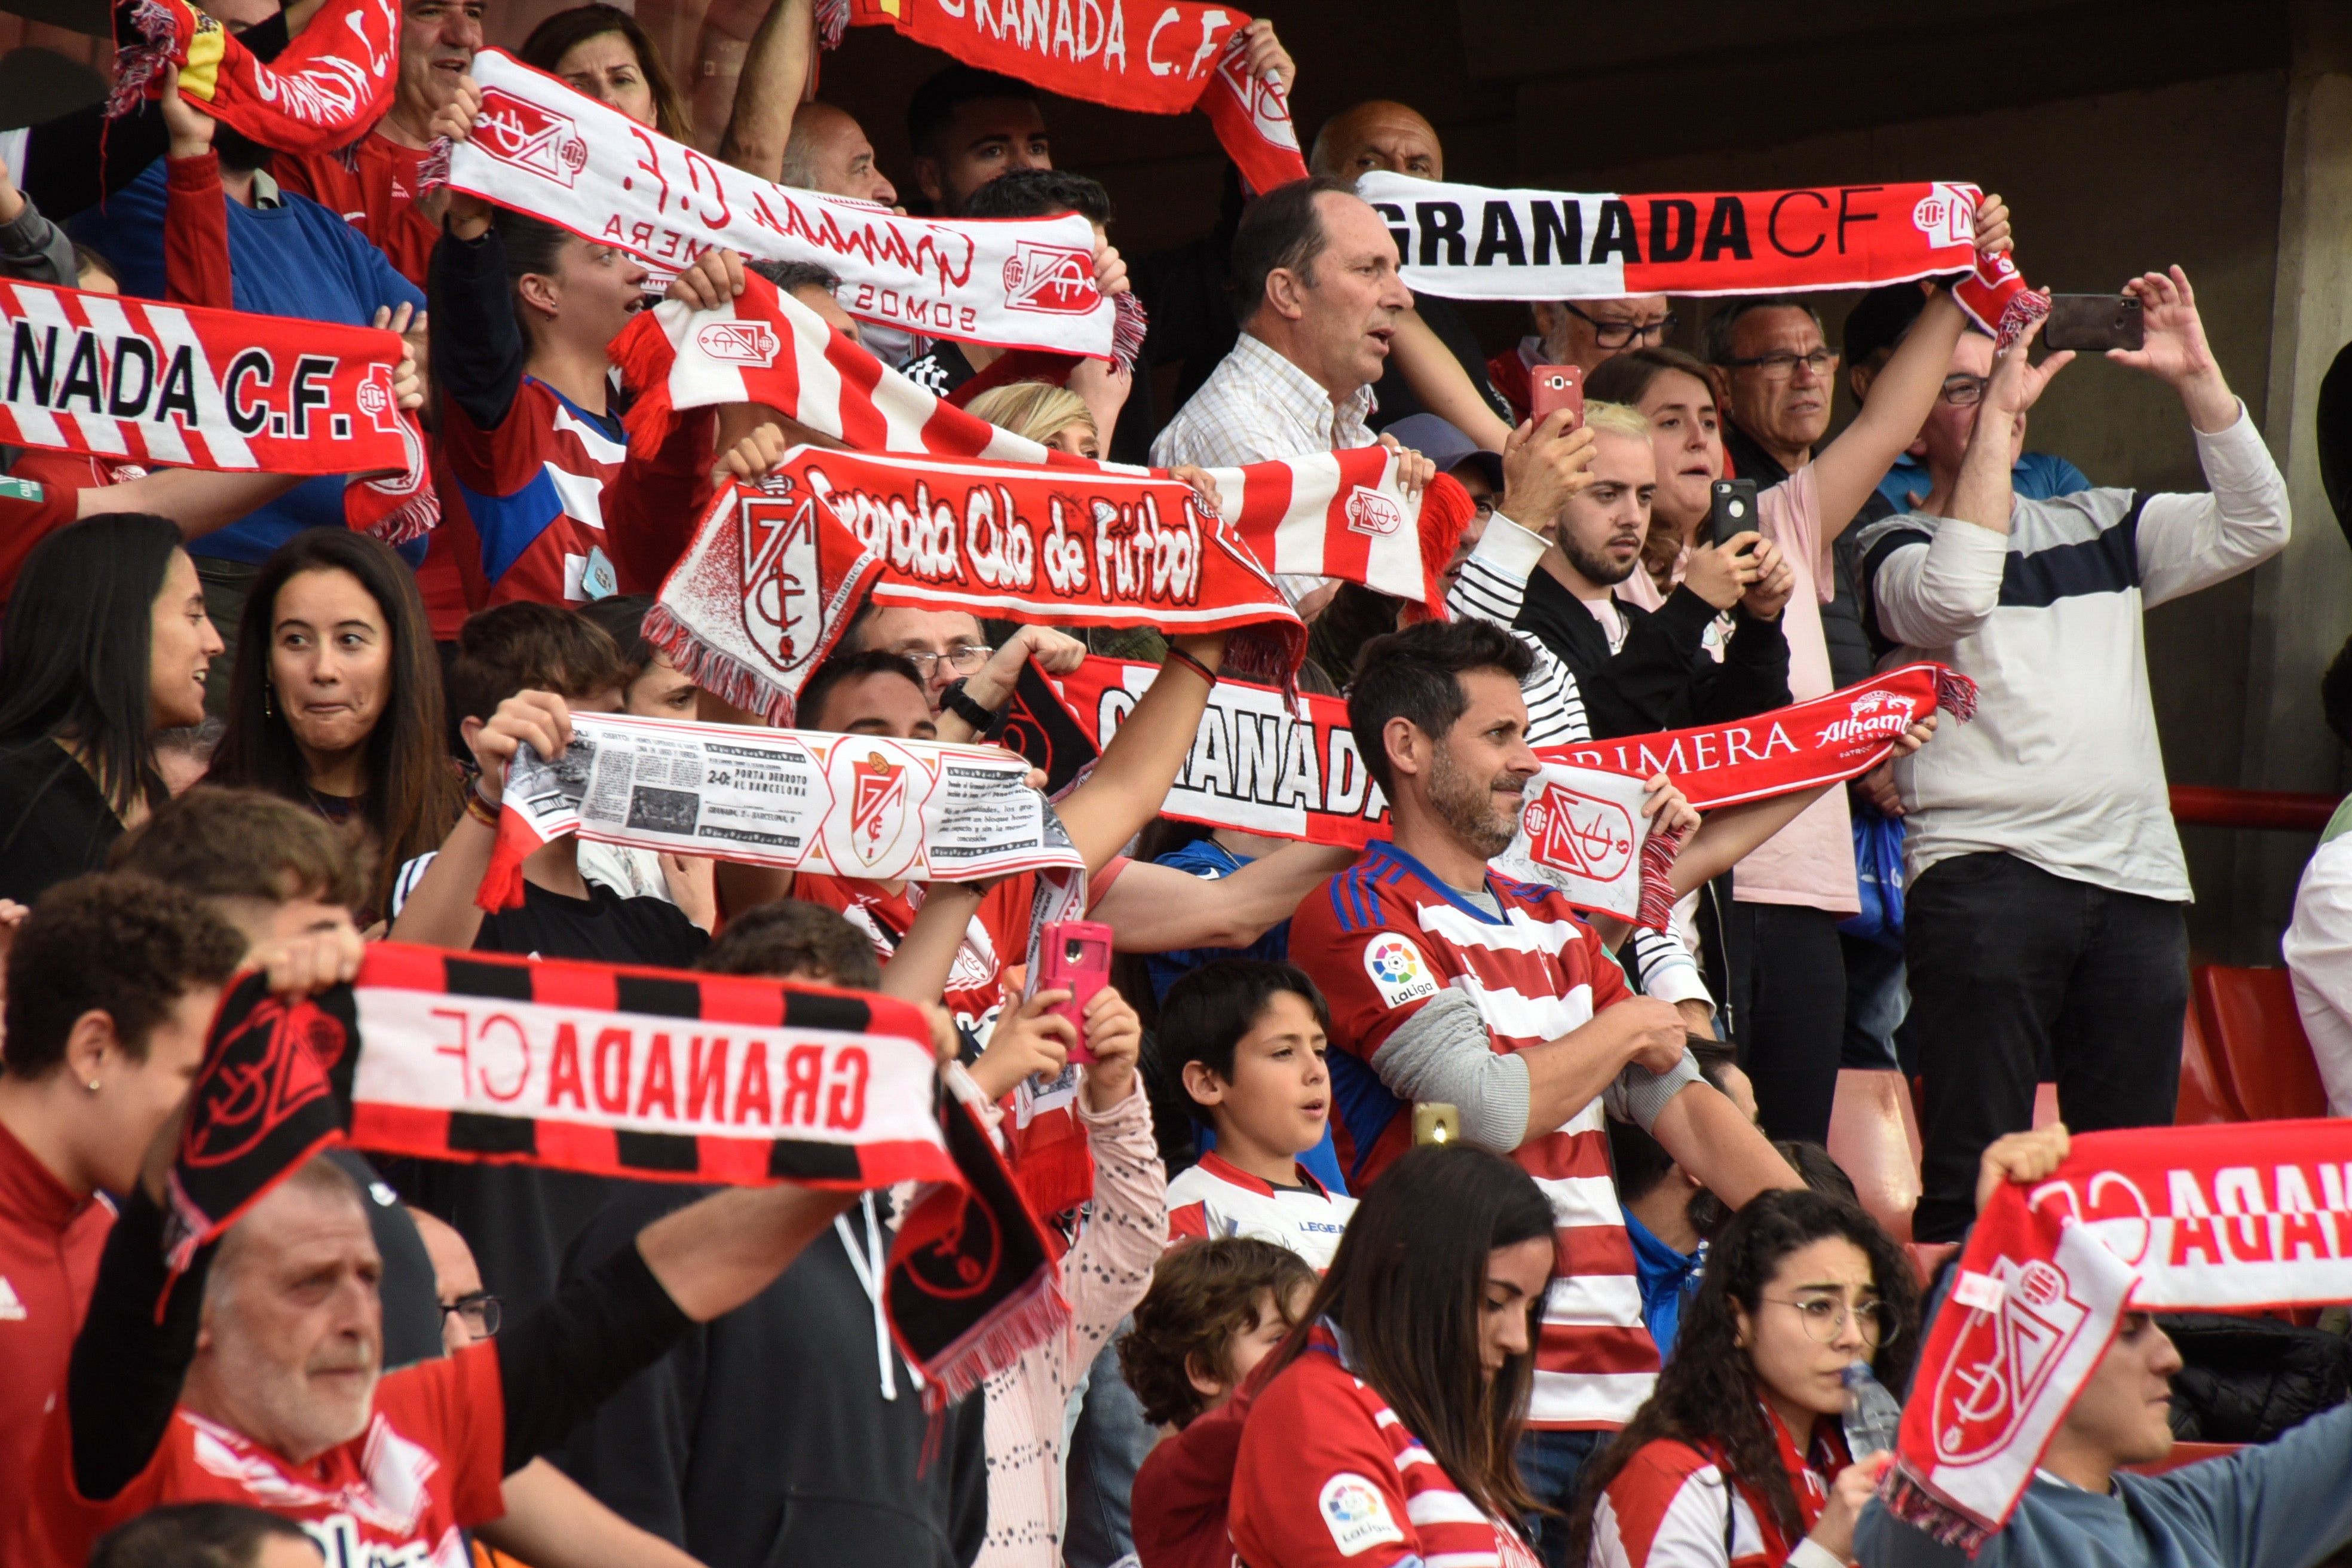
[0,278,436,544]
[1889,1120,2352,1555]
[109,0,399,157]
[845,1,1307,195]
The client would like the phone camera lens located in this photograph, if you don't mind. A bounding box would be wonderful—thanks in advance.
[1065,939,1083,961]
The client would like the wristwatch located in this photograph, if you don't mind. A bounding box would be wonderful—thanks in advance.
[940,677,1007,736]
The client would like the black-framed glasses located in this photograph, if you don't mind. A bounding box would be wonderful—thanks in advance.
[1723,348,1839,379]
[441,1290,502,1340]
[1763,1294,1898,1348]
[901,645,993,679]
[1938,374,1987,407]
[1561,299,1678,350]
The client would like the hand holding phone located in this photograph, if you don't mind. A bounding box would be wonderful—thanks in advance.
[2042,294,2143,353]
[1708,479,1759,547]
[1035,920,1114,1064]
[1529,365,1584,428]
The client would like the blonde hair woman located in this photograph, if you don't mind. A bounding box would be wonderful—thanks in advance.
[964,381,1102,457]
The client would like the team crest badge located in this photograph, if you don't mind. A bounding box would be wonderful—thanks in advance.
[822,739,923,874]
[1520,782,1636,883]
[472,89,591,187]
[739,492,823,675]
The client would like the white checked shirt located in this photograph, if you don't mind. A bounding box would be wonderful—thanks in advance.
[1152,334,1377,602]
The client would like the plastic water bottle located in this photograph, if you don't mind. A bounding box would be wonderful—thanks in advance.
[1842,1360,1904,1457]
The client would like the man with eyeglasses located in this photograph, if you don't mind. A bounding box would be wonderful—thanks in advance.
[845,607,1086,721]
[1487,295,1678,423]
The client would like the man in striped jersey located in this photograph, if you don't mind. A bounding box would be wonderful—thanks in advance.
[1286,617,1800,1561]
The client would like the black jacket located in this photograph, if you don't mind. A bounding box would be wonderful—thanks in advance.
[1513,569,1793,741]
[555,1184,988,1568]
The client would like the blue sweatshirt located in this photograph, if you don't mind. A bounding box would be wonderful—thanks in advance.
[67,158,426,564]
[1855,1401,2352,1568]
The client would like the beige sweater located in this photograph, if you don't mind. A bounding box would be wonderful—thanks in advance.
[973,1073,1166,1567]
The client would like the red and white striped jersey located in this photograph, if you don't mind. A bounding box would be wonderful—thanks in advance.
[1589,1435,1845,1568]
[1165,1150,1356,1270]
[1230,1331,1541,1568]
[1288,838,1659,1429]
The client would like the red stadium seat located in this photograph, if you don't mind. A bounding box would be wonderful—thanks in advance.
[2192,966,2327,1122]
[2175,999,2240,1123]
[1906,1242,1958,1287]
[1827,1070,1921,1244]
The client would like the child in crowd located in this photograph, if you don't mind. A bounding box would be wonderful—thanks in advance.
[1160,960,1358,1269]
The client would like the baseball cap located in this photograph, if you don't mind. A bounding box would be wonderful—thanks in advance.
[1379,413,1504,490]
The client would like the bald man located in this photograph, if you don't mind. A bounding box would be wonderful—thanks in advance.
[1306,100,1505,437]
[780,103,899,207]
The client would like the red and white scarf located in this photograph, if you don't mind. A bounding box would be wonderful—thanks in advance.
[1888,1119,2352,1554]
[1357,174,2041,341]
[109,0,399,157]
[846,0,1307,196]
[0,278,436,543]
[446,50,1117,357]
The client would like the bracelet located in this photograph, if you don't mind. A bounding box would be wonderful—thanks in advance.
[1166,645,1220,687]
[465,788,502,828]
[939,677,1005,734]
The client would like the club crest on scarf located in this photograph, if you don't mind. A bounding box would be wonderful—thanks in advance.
[1927,1254,2092,1467]
[471,87,592,186]
[1345,485,1403,537]
[828,742,922,872]
[740,488,826,674]
[1521,782,1636,883]
[1912,182,1979,249]
[696,320,782,367]
[1002,241,1099,316]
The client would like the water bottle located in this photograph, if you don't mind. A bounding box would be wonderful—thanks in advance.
[1841,1360,1904,1457]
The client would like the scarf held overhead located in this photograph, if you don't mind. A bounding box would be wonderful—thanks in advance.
[479,709,1087,911]
[1887,1120,2352,1555]
[448,50,1115,356]
[0,279,436,544]
[847,0,1306,195]
[163,943,1064,1398]
[1356,173,2037,338]
[110,0,398,157]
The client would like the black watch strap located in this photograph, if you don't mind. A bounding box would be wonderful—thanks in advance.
[941,677,1005,735]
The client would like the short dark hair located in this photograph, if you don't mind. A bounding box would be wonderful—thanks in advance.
[698,901,882,990]
[961,167,1113,225]
[575,595,657,685]
[89,1503,321,1568]
[1157,959,1330,1126]
[1584,345,1715,408]
[1119,1236,1317,1428]
[748,259,843,297]
[448,603,630,724]
[906,63,1037,159]
[2,874,247,1079]
[799,649,927,733]
[1701,295,1826,367]
[1229,176,1356,329]
[1346,618,1535,797]
[2323,633,2352,751]
[1840,281,1931,369]
[111,786,363,911]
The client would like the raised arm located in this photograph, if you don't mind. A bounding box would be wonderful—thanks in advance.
[1649,1082,1803,1205]
[1052,633,1228,874]
[389,691,573,951]
[1386,309,1512,451]
[717,0,815,182]
[878,881,985,1006]
[1090,842,1359,953]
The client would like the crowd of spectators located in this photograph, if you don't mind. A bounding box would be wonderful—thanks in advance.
[0,3,2341,1567]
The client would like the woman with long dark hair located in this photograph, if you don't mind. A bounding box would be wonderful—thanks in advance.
[1227,1144,1557,1567]
[1569,1189,1921,1568]
[0,514,220,902]
[519,4,693,143]
[205,530,461,927]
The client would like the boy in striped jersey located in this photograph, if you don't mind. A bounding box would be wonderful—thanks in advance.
[1286,617,1801,1557]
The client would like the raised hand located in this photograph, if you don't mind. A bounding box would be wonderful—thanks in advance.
[2111,266,2235,431]
[1079,984,1141,1109]
[1971,192,2011,258]
[160,69,217,160]
[716,419,792,484]
[668,247,748,311]
[1239,17,1294,93]
[1983,308,2071,419]
[462,690,574,806]
[1497,412,1596,537]
[969,988,1077,1100]
[1681,531,1765,612]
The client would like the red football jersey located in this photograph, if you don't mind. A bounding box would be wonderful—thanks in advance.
[793,872,1036,1040]
[436,378,628,612]
[274,135,442,288]
[0,473,93,602]
[1287,838,1659,1429]
[10,1340,506,1568]
[0,1121,114,1544]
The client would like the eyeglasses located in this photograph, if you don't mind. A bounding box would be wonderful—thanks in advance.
[441,1290,502,1340]
[1763,1294,1898,1349]
[1723,348,1839,379]
[1562,300,1678,350]
[1937,374,1988,407]
[900,645,993,679]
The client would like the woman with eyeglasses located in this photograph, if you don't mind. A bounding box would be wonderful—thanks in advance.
[1568,1188,1920,1568]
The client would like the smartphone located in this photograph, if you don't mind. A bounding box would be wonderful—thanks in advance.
[1413,1102,1461,1147]
[2042,294,2143,353]
[1036,919,1114,1064]
[1709,478,1759,547]
[1529,364,1584,428]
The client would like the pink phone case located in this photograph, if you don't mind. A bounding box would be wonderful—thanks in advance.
[1037,919,1114,1064]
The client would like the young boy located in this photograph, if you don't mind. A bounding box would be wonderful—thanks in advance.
[1160,960,1358,1269]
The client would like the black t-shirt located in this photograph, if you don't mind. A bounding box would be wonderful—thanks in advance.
[0,738,124,904]
[899,340,977,400]
[473,877,710,968]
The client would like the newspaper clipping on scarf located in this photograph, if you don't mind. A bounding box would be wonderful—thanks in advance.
[449,50,1115,356]
[478,710,1083,910]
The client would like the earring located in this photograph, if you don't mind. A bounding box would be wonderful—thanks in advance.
[86,1079,100,1094]
[264,682,275,717]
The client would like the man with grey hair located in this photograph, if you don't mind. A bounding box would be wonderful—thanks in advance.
[15,1135,859,1567]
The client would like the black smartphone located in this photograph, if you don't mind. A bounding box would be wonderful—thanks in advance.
[2042,294,2144,353]
[1709,479,1759,547]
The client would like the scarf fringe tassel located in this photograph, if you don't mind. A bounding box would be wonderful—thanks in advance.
[1934,667,1981,724]
[914,1275,1073,1411]
[1881,1465,1993,1558]
[106,0,179,121]
[644,602,797,727]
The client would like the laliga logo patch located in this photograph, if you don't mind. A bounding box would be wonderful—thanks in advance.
[1521,784,1634,882]
[1344,485,1402,537]
[1362,935,1440,1009]
[1928,1254,2088,1465]
[1912,181,1976,249]
[1002,241,1099,316]
[474,88,591,187]
[695,320,781,367]
[823,740,923,875]
[1318,1474,1405,1556]
[738,493,823,675]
